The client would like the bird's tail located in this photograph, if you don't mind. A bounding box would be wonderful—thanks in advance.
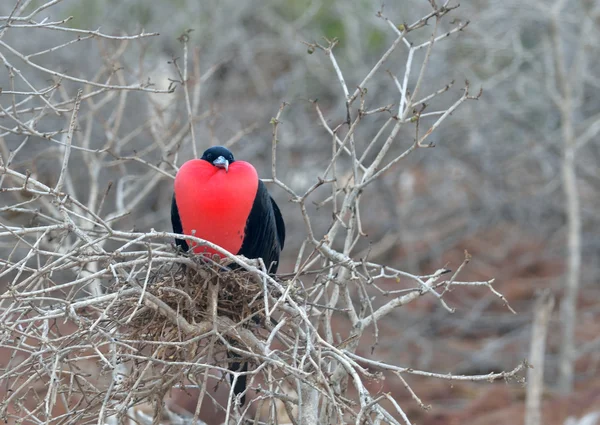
[228,350,248,405]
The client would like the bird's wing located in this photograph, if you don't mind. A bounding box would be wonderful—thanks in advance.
[171,194,190,252]
[270,196,285,250]
[238,180,282,273]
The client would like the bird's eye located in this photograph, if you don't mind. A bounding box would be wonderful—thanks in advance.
[206,154,213,161]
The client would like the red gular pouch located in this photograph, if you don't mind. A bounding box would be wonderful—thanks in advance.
[174,159,259,259]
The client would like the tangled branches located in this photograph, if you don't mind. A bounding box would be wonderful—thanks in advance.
[0,1,523,424]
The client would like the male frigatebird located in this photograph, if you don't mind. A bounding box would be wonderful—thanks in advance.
[171,145,285,405]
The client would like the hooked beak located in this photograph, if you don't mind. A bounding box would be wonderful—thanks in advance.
[213,156,229,173]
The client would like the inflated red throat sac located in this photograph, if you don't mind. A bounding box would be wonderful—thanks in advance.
[171,145,285,273]
[174,159,258,256]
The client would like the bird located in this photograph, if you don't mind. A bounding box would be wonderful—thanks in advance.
[171,145,285,405]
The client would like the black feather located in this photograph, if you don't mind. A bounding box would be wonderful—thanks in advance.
[270,195,286,251]
[229,354,248,405]
[171,193,189,252]
[238,180,285,273]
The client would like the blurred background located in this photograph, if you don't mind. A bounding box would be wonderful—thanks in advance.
[1,0,599,424]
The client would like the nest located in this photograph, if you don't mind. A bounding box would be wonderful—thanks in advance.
[110,256,279,362]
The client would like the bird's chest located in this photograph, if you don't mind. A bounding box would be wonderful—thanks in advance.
[175,163,258,257]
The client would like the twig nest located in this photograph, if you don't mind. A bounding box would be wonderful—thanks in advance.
[112,255,275,351]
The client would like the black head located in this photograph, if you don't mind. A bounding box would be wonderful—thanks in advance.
[201,146,235,164]
[201,146,235,172]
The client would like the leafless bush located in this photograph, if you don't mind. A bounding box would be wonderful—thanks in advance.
[0,1,523,424]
